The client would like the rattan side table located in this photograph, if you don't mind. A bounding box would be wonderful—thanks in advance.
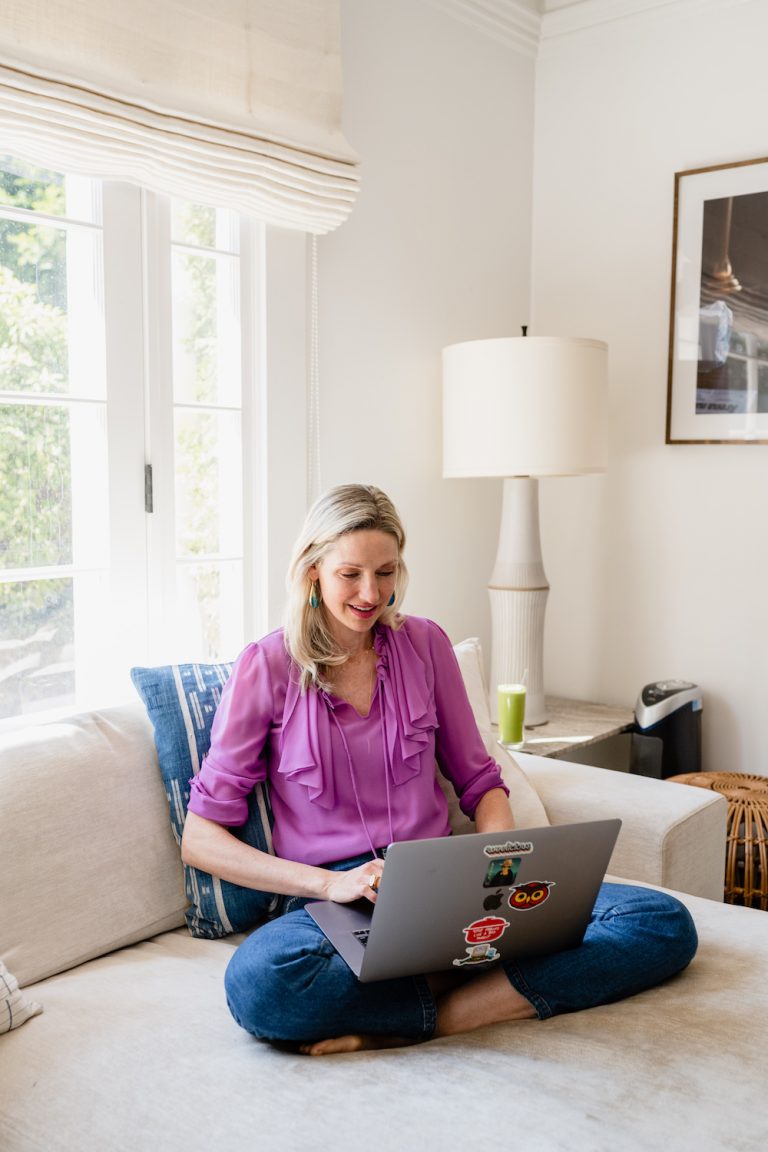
[668,772,768,910]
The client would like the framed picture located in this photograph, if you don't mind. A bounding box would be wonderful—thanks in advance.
[666,156,768,444]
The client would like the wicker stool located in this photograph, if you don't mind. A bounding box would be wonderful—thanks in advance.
[669,772,768,910]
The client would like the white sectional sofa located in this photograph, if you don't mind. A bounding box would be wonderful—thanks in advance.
[2,642,768,1152]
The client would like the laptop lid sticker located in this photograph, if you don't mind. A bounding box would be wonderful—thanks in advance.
[482,838,533,890]
[508,880,556,911]
[453,915,510,967]
[482,839,534,859]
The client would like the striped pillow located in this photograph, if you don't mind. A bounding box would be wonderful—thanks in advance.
[131,663,278,939]
[1,959,42,1033]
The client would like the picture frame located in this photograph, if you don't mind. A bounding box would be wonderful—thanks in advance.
[666,156,768,444]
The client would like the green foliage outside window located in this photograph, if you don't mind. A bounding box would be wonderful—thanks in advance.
[0,158,74,714]
[0,164,237,715]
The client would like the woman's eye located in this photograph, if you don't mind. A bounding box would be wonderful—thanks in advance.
[340,572,359,580]
[378,571,395,579]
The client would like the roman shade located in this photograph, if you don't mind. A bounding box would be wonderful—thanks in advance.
[0,0,359,233]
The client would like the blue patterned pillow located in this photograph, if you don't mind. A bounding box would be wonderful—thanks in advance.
[130,662,278,939]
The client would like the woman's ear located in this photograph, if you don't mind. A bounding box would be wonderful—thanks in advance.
[307,563,319,581]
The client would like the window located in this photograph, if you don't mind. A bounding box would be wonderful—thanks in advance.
[0,155,262,722]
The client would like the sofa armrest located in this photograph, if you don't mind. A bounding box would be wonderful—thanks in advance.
[515,752,727,900]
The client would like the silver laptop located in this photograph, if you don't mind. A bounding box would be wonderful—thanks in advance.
[305,819,621,982]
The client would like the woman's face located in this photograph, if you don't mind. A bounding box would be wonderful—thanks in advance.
[309,529,399,649]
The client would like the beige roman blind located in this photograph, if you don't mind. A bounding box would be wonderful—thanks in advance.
[0,0,359,232]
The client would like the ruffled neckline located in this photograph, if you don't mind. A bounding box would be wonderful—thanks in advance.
[276,622,438,808]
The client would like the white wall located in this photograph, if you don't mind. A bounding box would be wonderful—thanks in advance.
[531,0,768,773]
[318,0,535,656]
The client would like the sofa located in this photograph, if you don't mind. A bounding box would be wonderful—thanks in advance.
[2,638,767,1152]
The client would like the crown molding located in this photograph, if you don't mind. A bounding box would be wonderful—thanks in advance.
[422,0,752,53]
[419,0,542,57]
[541,0,752,40]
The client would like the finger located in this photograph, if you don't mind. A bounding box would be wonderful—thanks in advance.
[362,867,383,903]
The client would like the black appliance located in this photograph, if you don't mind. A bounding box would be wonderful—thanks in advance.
[633,680,702,778]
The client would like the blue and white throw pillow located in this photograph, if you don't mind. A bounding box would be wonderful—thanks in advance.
[131,662,278,939]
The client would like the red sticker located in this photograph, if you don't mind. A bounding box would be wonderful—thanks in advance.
[462,916,510,945]
[453,915,510,968]
[508,881,555,910]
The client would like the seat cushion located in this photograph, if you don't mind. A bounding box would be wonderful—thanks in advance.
[2,890,768,1151]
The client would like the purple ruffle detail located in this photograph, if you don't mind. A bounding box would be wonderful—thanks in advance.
[375,625,437,784]
[277,672,337,810]
[275,625,437,807]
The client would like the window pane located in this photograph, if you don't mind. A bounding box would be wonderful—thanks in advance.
[0,220,68,392]
[0,401,108,572]
[171,201,238,253]
[171,201,217,249]
[0,403,73,568]
[171,249,241,406]
[0,155,101,224]
[175,561,243,661]
[0,221,105,398]
[0,577,74,718]
[174,408,243,558]
[168,196,246,671]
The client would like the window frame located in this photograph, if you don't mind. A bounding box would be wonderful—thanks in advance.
[0,169,311,730]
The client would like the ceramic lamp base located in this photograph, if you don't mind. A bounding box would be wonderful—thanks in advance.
[488,477,549,727]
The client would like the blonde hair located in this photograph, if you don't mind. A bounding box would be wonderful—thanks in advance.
[284,484,408,690]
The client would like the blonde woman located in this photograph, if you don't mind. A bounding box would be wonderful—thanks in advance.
[182,484,696,1055]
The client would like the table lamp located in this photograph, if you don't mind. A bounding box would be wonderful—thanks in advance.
[442,334,608,726]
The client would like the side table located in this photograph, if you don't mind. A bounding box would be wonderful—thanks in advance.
[494,696,634,760]
[669,772,768,910]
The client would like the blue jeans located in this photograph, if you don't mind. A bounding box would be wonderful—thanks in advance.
[224,860,698,1044]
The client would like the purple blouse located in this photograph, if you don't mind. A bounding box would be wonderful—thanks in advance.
[188,615,507,866]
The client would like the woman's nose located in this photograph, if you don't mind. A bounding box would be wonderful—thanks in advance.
[360,573,379,603]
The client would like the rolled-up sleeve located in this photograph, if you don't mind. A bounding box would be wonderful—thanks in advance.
[424,620,508,817]
[187,643,273,826]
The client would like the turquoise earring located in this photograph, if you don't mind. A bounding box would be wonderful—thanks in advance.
[309,582,320,609]
[388,592,396,606]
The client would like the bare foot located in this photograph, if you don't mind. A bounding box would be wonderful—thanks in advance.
[299,1033,415,1056]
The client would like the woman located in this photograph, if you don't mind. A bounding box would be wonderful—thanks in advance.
[181,484,697,1055]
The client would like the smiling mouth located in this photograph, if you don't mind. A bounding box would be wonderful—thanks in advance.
[349,605,377,618]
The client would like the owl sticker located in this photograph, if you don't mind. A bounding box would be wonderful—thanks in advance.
[507,881,555,911]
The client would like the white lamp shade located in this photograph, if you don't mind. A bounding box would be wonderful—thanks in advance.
[442,336,608,478]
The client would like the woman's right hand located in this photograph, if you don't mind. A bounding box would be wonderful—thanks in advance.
[182,811,387,907]
[324,859,385,905]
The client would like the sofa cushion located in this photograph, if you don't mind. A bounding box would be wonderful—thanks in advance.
[0,959,42,1033]
[0,705,188,987]
[131,663,279,940]
[450,637,549,831]
[2,891,766,1151]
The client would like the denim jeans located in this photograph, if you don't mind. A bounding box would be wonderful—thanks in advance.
[224,857,698,1045]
